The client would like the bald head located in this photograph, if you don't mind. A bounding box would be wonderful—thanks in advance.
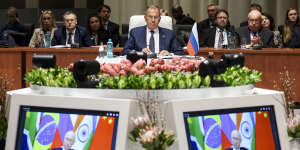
[248,10,262,32]
[231,130,241,149]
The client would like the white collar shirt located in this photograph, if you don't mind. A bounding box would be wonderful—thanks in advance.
[146,27,159,53]
[214,27,228,48]
[66,29,76,45]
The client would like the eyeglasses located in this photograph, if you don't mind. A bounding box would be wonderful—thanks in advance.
[146,15,160,20]
[217,16,228,20]
[248,19,260,24]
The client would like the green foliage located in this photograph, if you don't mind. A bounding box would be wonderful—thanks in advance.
[214,65,262,86]
[0,116,7,140]
[24,67,76,88]
[97,72,210,89]
[288,125,300,139]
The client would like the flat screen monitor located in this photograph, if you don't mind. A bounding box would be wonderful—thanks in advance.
[5,89,136,150]
[183,105,280,150]
[165,88,289,150]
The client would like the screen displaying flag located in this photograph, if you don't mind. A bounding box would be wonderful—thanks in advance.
[16,106,119,150]
[183,106,280,150]
[187,23,199,56]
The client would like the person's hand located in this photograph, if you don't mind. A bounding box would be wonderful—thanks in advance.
[142,48,152,54]
[251,35,260,46]
[159,50,171,56]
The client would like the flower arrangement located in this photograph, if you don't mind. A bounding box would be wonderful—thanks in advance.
[287,114,300,139]
[129,115,175,150]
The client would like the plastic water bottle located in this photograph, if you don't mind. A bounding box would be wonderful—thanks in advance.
[98,42,105,58]
[106,38,113,58]
[44,31,50,48]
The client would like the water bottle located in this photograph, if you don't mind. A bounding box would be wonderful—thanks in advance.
[106,38,113,58]
[98,42,105,58]
[227,32,236,49]
[44,31,50,48]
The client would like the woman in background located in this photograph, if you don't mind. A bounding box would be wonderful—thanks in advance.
[278,8,300,47]
[261,13,282,48]
[29,10,57,48]
[86,14,108,45]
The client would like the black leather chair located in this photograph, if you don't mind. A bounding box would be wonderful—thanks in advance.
[23,23,35,46]
[6,30,26,46]
[173,24,193,47]
[122,24,129,34]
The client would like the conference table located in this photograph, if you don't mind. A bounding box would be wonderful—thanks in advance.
[0,47,300,101]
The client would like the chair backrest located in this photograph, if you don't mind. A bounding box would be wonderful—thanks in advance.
[128,15,172,36]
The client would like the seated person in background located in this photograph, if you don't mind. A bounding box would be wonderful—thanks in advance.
[97,4,119,46]
[261,12,282,48]
[29,10,57,48]
[87,14,109,45]
[235,10,274,48]
[200,9,237,48]
[225,130,248,150]
[51,11,92,47]
[278,8,300,47]
[123,5,184,56]
[160,9,168,16]
[197,4,218,35]
[240,3,262,27]
[172,6,195,25]
[0,6,25,34]
[52,130,75,150]
[0,30,16,47]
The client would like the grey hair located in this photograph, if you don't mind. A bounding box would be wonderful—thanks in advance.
[146,5,160,16]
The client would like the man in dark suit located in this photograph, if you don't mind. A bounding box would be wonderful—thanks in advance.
[239,3,262,27]
[98,4,120,46]
[225,130,248,150]
[0,6,26,34]
[200,9,237,48]
[197,4,217,36]
[235,10,273,48]
[51,11,92,47]
[172,6,195,25]
[52,131,75,150]
[123,5,184,56]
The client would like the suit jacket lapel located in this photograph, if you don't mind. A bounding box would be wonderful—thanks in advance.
[159,27,166,51]
[246,28,251,44]
[74,27,80,44]
[141,26,147,49]
[62,27,67,44]
[210,28,217,46]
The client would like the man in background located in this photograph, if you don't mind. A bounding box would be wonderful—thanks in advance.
[51,11,92,47]
[240,3,262,27]
[98,4,120,46]
[235,10,273,48]
[197,4,218,34]
[0,6,25,34]
[123,5,184,56]
[172,6,195,25]
[200,9,236,48]
[225,130,248,150]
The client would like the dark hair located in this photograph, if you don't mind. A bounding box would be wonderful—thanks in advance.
[87,14,103,34]
[97,4,111,13]
[63,11,77,20]
[262,12,275,31]
[215,9,229,19]
[207,4,217,8]
[250,3,262,12]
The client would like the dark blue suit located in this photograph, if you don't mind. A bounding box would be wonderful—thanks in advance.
[51,25,92,47]
[123,26,184,55]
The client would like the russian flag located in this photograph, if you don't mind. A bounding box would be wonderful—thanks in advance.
[187,23,199,56]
